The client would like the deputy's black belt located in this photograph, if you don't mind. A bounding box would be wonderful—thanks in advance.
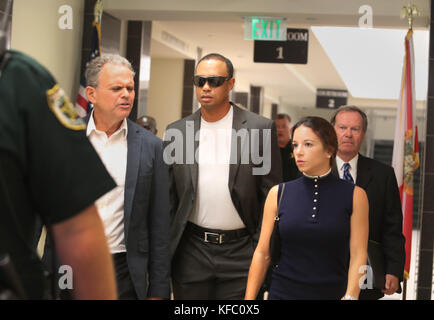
[186,222,249,245]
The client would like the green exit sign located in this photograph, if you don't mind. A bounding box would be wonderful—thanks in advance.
[244,17,287,41]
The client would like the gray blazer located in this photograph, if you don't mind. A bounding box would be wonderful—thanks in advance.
[164,103,282,256]
[86,116,171,299]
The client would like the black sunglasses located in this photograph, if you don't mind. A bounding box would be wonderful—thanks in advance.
[193,75,231,88]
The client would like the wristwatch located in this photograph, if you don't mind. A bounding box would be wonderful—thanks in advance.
[341,295,357,300]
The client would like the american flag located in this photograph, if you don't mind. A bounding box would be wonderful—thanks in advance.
[75,21,102,117]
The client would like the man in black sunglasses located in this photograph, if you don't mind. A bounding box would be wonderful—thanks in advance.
[165,53,282,300]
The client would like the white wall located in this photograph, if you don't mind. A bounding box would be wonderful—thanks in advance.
[119,19,128,57]
[11,0,84,99]
[369,110,426,142]
[233,72,250,93]
[279,105,334,125]
[147,58,184,139]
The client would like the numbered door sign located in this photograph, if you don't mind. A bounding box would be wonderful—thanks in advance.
[253,28,309,64]
[316,89,348,109]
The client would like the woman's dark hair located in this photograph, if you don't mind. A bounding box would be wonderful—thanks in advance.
[291,116,338,165]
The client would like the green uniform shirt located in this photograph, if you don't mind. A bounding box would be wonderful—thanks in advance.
[0,50,116,299]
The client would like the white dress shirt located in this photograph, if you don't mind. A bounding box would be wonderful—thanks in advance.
[87,112,128,253]
[336,154,359,183]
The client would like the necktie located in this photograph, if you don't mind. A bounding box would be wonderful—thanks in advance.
[343,163,354,183]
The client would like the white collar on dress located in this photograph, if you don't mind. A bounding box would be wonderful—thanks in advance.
[302,168,332,179]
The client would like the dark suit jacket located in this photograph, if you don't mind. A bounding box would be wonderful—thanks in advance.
[86,116,171,299]
[164,103,282,256]
[334,154,405,299]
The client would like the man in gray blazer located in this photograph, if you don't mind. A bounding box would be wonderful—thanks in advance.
[164,53,281,299]
[85,54,170,300]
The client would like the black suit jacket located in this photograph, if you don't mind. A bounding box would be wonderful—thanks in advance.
[164,103,282,256]
[334,154,405,299]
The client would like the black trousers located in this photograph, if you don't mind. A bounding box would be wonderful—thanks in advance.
[112,252,138,300]
[172,227,255,300]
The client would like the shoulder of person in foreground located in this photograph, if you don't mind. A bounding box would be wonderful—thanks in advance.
[4,50,54,79]
[4,51,116,225]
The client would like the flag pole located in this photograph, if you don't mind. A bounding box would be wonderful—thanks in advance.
[398,3,420,301]
[401,3,420,31]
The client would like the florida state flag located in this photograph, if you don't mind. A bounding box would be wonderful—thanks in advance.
[391,29,420,280]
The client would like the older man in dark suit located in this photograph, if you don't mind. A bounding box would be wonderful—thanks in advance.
[331,105,405,300]
[85,54,170,300]
[164,53,281,299]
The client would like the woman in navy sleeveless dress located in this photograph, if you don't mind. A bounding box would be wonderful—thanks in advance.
[245,117,369,300]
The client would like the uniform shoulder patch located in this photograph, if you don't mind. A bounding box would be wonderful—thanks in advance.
[46,84,86,130]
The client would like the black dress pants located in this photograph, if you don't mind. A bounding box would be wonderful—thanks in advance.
[172,227,255,300]
[112,252,138,300]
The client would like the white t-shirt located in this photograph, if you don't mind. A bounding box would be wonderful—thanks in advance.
[188,106,246,230]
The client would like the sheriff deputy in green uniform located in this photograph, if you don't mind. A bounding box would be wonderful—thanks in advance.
[0,47,118,299]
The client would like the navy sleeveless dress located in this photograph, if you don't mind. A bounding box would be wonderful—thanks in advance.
[268,172,355,300]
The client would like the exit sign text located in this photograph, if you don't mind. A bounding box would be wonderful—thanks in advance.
[244,17,287,41]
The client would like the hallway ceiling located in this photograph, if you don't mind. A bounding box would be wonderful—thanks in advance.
[104,0,431,110]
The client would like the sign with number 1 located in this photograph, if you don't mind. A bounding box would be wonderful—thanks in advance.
[253,28,309,64]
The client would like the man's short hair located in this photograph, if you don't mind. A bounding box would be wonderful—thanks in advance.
[275,113,291,123]
[330,105,368,133]
[85,54,135,88]
[196,53,234,79]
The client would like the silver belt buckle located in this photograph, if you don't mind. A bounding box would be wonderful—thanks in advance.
[204,232,223,244]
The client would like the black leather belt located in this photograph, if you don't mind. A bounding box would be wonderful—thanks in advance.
[186,222,249,245]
